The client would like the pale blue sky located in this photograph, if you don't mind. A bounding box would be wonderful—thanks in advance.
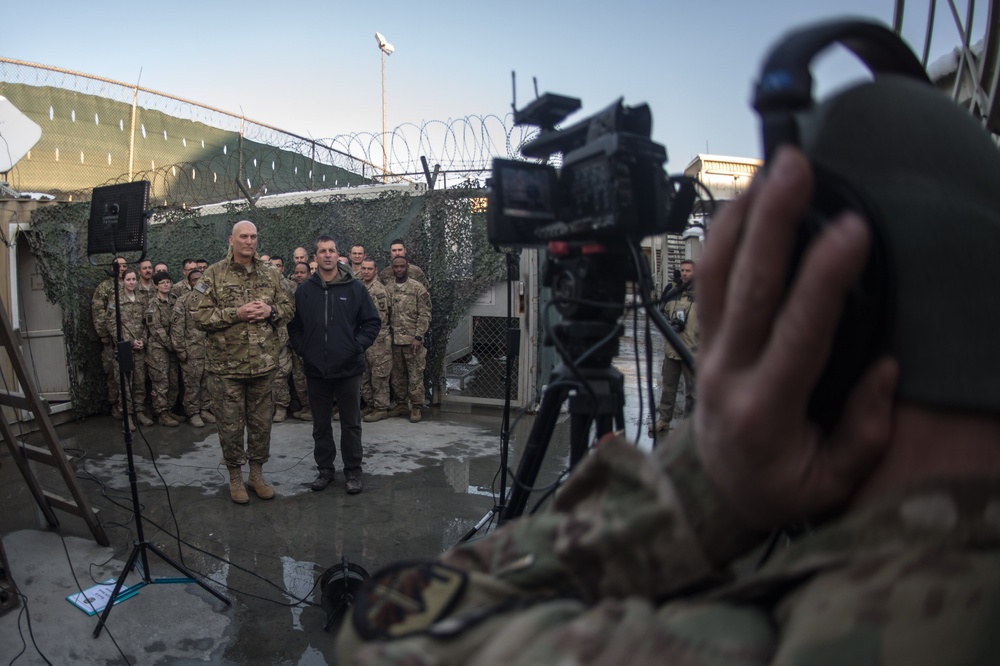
[3,1,981,171]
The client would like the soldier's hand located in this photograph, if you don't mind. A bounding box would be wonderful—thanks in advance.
[410,340,421,355]
[177,351,187,362]
[238,301,269,322]
[694,147,898,530]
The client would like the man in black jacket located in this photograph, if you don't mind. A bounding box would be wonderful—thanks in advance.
[289,236,381,494]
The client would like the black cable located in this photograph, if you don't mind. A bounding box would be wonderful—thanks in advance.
[625,238,665,440]
[53,527,131,664]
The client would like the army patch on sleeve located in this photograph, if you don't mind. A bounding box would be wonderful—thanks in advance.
[195,281,209,293]
[351,560,467,641]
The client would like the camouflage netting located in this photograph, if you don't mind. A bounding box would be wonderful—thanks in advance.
[27,187,501,418]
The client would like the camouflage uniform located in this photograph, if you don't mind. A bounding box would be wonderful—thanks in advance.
[388,278,431,408]
[191,253,293,468]
[658,283,697,428]
[170,280,192,300]
[337,427,1000,664]
[362,278,392,411]
[145,294,179,419]
[105,291,148,416]
[91,277,122,413]
[170,289,209,420]
[270,274,297,415]
[379,262,430,291]
[137,281,156,305]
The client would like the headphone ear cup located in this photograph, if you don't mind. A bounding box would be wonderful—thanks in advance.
[788,170,891,431]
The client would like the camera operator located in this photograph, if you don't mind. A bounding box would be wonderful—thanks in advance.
[337,31,1000,666]
[651,259,697,436]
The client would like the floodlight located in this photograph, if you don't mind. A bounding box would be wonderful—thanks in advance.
[375,32,394,54]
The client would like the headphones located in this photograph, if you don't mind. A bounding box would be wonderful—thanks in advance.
[752,19,931,430]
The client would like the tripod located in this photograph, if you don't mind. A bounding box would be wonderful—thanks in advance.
[502,319,625,522]
[499,247,630,523]
[93,261,230,638]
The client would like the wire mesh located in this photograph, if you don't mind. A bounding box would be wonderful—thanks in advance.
[445,316,518,402]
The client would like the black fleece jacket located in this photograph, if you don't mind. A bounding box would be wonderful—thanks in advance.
[288,269,381,379]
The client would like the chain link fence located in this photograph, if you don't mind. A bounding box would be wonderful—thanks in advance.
[445,316,519,402]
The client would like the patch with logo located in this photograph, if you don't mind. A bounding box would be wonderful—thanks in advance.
[351,560,467,640]
[195,281,209,293]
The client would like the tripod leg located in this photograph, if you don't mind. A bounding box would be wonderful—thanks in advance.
[568,412,595,468]
[93,543,143,638]
[145,542,230,604]
[501,379,571,523]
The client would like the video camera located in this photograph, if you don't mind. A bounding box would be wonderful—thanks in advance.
[487,93,693,247]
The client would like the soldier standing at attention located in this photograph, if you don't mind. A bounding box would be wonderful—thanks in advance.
[146,271,181,427]
[171,258,198,298]
[191,221,292,504]
[289,262,313,421]
[136,259,156,303]
[378,239,430,291]
[358,258,392,422]
[387,255,431,423]
[171,269,215,428]
[349,245,366,275]
[92,257,128,419]
[269,257,297,423]
[102,269,146,431]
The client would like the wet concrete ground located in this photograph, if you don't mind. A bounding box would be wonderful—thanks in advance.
[0,307,688,665]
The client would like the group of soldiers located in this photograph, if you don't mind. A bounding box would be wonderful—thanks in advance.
[91,257,213,430]
[90,238,432,433]
[264,238,432,425]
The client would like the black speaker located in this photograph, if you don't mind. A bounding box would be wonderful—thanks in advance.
[752,19,930,430]
[87,181,150,257]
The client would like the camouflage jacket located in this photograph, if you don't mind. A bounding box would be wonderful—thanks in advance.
[663,282,697,360]
[170,288,207,361]
[103,291,146,345]
[365,278,391,344]
[277,274,297,347]
[170,281,192,299]
[91,278,121,338]
[379,263,430,292]
[387,278,431,346]
[145,294,176,351]
[337,426,1000,665]
[190,253,293,377]
[136,281,156,306]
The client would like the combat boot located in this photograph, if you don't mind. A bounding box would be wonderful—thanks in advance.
[388,403,409,418]
[228,467,249,504]
[159,412,180,427]
[247,462,275,500]
[293,408,313,421]
[136,412,154,427]
[273,406,287,423]
[363,409,388,423]
[200,411,217,424]
[189,414,205,428]
[360,406,374,418]
[409,407,422,423]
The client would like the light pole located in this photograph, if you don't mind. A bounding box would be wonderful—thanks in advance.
[375,32,394,183]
